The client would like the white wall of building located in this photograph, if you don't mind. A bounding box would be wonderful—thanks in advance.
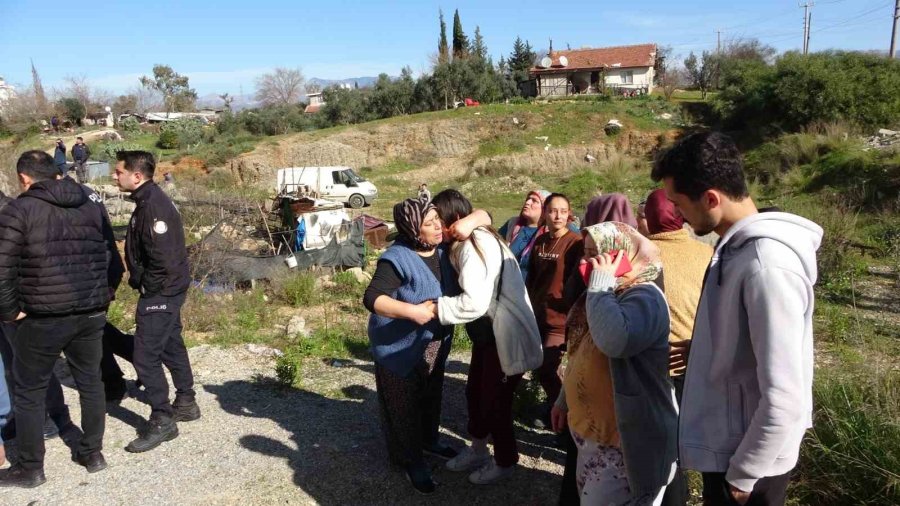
[605,66,654,92]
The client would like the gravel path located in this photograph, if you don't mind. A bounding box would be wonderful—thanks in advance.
[2,345,565,505]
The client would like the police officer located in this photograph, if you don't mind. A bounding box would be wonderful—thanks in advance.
[113,150,199,453]
[0,151,116,487]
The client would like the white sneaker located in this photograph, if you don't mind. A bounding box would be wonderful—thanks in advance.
[468,458,515,485]
[445,445,490,472]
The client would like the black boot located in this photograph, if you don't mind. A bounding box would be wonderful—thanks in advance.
[43,415,59,440]
[73,451,108,473]
[405,462,436,495]
[125,416,178,453]
[0,465,47,488]
[173,396,201,422]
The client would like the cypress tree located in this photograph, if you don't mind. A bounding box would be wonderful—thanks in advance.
[452,10,468,59]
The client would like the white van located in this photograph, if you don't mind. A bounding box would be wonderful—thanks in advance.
[276,166,378,209]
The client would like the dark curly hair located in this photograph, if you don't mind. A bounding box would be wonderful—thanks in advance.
[651,131,748,201]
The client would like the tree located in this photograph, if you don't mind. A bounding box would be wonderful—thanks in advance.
[113,94,138,114]
[58,97,86,125]
[31,60,47,113]
[452,10,468,60]
[684,51,716,98]
[437,9,450,64]
[139,65,197,114]
[654,45,680,100]
[305,82,322,94]
[254,67,305,107]
[218,92,235,111]
[508,37,537,91]
[470,26,487,62]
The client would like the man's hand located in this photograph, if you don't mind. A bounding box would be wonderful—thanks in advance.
[409,301,436,326]
[669,340,692,373]
[550,404,568,433]
[729,484,751,505]
[0,444,6,467]
[14,312,26,321]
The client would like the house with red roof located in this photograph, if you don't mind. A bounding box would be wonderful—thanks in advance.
[529,43,657,98]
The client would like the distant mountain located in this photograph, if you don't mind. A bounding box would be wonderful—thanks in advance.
[194,76,388,111]
[307,76,381,90]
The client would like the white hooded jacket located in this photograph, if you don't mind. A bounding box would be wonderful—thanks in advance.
[679,212,823,492]
[437,228,543,376]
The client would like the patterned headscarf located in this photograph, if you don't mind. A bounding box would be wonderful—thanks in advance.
[582,221,662,290]
[393,197,437,251]
[583,193,638,228]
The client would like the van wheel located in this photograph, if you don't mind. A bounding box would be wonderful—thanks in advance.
[349,194,365,209]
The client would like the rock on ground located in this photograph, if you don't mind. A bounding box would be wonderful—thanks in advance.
[1,346,564,505]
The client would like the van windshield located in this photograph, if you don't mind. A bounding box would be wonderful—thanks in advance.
[345,169,366,183]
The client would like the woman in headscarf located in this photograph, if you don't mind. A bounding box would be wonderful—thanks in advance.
[551,222,677,505]
[429,189,543,486]
[363,197,459,495]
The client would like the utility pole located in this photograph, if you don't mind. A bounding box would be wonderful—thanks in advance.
[806,11,812,54]
[890,0,899,59]
[800,2,814,55]
[716,29,722,54]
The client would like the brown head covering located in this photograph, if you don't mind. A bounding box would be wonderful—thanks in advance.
[644,188,684,234]
[393,197,437,251]
[583,193,637,228]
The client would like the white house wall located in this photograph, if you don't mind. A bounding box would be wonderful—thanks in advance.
[605,66,654,92]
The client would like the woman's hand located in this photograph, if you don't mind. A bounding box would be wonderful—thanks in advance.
[448,209,492,241]
[550,404,568,433]
[409,300,436,326]
[669,340,692,373]
[587,251,626,278]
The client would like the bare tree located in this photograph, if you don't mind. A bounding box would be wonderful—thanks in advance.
[654,46,682,101]
[129,85,164,114]
[305,82,322,94]
[255,67,305,107]
[58,74,114,110]
[218,92,235,110]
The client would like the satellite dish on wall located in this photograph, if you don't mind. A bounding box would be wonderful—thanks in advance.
[540,56,552,68]
[558,56,569,67]
[104,106,112,112]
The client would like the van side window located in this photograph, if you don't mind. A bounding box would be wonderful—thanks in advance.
[332,171,346,185]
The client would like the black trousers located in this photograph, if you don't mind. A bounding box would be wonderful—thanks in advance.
[133,293,195,419]
[101,322,135,384]
[0,322,72,429]
[661,374,689,506]
[702,471,791,506]
[13,313,106,470]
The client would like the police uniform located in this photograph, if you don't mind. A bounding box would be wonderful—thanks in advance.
[125,181,194,421]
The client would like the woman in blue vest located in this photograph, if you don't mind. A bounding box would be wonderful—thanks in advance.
[363,197,459,495]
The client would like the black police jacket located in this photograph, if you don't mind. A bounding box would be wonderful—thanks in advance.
[0,178,122,320]
[125,181,190,297]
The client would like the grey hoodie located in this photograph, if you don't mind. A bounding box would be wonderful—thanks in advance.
[679,212,823,492]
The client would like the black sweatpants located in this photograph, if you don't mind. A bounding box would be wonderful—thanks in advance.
[702,471,791,506]
[13,313,106,470]
[133,293,195,420]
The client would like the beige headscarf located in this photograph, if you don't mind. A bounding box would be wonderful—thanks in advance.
[582,221,662,291]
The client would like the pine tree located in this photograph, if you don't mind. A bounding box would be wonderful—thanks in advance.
[31,59,47,112]
[438,9,450,64]
[452,10,468,60]
[508,37,536,74]
[470,26,487,61]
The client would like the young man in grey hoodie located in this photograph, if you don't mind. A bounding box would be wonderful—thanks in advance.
[652,132,823,506]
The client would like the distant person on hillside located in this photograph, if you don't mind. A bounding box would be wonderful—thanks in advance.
[644,188,714,506]
[417,183,431,202]
[72,136,91,183]
[53,138,66,175]
[50,116,60,133]
[653,132,823,506]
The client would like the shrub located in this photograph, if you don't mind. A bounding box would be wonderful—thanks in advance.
[98,141,146,161]
[157,129,180,149]
[274,271,318,306]
[120,116,141,133]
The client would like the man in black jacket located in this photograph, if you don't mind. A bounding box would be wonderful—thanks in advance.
[72,136,91,183]
[114,150,198,453]
[0,151,116,488]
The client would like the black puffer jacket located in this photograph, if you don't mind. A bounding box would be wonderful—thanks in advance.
[0,178,114,320]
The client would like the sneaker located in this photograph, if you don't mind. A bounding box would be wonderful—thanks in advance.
[105,378,129,404]
[173,399,201,423]
[445,445,490,472]
[73,451,108,473]
[43,416,59,440]
[125,417,179,453]
[423,443,458,460]
[404,463,436,495]
[0,465,47,488]
[468,459,515,485]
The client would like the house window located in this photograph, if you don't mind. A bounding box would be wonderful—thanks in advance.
[621,71,634,84]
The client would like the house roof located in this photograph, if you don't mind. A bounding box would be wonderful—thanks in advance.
[530,43,657,74]
[304,103,322,114]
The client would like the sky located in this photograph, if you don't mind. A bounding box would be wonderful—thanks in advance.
[1,0,896,98]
